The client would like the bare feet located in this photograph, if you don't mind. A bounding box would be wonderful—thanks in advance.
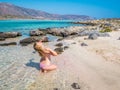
[40,69,47,73]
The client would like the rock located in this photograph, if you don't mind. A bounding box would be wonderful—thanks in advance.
[0,37,5,41]
[71,42,76,44]
[78,30,110,37]
[118,37,120,40]
[20,37,38,46]
[96,32,110,37]
[0,42,17,46]
[54,47,64,54]
[45,29,61,36]
[0,32,22,38]
[38,28,50,31]
[17,32,22,36]
[81,42,88,46]
[78,30,99,36]
[78,30,91,36]
[71,83,80,89]
[64,46,69,50]
[55,43,63,47]
[57,38,64,41]
[29,30,45,36]
[20,36,50,46]
[73,22,97,26]
[32,51,36,54]
[0,32,3,34]
[60,31,69,37]
[42,37,49,42]
[70,32,78,35]
[53,88,59,90]
[44,28,71,37]
[88,33,98,40]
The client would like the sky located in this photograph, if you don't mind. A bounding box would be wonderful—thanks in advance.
[0,0,120,18]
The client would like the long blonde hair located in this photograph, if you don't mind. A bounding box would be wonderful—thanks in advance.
[33,42,46,57]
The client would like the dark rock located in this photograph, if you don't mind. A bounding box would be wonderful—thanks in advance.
[46,29,61,36]
[72,42,76,44]
[57,38,64,41]
[42,37,49,42]
[74,22,97,26]
[29,30,45,36]
[21,43,29,46]
[53,88,59,90]
[70,32,78,35]
[60,31,69,37]
[0,37,5,41]
[0,32,3,34]
[32,51,36,53]
[45,29,70,37]
[38,28,50,31]
[118,37,120,40]
[54,47,64,54]
[64,46,69,50]
[81,42,88,46]
[88,33,98,40]
[71,83,81,89]
[55,43,63,47]
[20,37,38,46]
[96,32,110,37]
[17,32,22,36]
[0,32,22,38]
[0,42,17,46]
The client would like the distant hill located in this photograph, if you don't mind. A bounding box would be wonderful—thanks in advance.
[0,2,93,20]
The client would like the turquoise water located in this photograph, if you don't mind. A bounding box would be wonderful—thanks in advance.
[0,20,79,36]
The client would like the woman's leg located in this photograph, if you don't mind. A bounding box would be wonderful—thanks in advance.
[43,64,57,71]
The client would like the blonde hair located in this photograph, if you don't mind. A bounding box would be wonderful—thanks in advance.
[33,42,46,57]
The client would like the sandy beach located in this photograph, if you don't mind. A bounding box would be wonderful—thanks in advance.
[0,30,120,90]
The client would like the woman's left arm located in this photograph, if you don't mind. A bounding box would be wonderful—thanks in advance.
[45,48,58,56]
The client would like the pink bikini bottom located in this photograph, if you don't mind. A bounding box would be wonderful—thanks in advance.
[40,63,50,69]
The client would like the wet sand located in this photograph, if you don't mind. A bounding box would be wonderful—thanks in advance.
[0,31,120,90]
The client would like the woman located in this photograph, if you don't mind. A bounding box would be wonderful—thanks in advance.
[33,40,58,73]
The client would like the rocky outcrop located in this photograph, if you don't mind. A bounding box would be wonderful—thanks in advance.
[41,37,49,42]
[54,47,64,54]
[20,36,49,46]
[0,37,5,41]
[88,33,98,40]
[57,38,64,41]
[20,37,38,46]
[0,32,22,38]
[81,42,88,46]
[74,19,120,31]
[73,22,97,26]
[29,30,46,36]
[64,46,69,50]
[71,83,81,89]
[118,37,120,40]
[78,30,110,37]
[55,43,63,47]
[0,42,17,46]
[42,28,79,37]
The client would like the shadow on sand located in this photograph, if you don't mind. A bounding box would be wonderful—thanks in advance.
[25,58,40,70]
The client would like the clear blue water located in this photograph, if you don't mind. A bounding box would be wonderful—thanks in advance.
[0,20,80,36]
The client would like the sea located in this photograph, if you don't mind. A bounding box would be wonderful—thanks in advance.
[0,20,80,36]
[0,19,82,41]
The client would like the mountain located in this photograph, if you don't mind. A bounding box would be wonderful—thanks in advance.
[0,2,93,20]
